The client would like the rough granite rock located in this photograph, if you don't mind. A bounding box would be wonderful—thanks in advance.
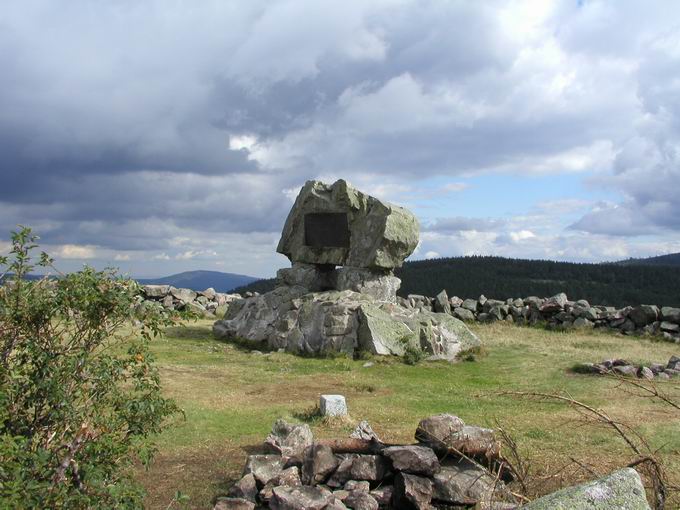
[520,468,650,510]
[228,473,258,502]
[213,497,256,510]
[143,284,170,298]
[214,288,480,360]
[415,414,465,451]
[432,458,514,506]
[434,289,451,314]
[264,419,314,458]
[382,445,440,476]
[277,179,419,270]
[392,472,433,510]
[269,486,333,510]
[259,467,302,503]
[302,444,339,485]
[344,490,378,510]
[349,455,390,481]
[243,455,285,486]
[629,305,659,327]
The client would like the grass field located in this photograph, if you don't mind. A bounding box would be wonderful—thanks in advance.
[137,320,680,509]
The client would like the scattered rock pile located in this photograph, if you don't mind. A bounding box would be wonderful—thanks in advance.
[216,416,652,510]
[137,284,242,318]
[215,414,514,510]
[577,355,680,380]
[403,290,680,343]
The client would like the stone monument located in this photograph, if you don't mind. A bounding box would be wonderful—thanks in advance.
[213,179,480,360]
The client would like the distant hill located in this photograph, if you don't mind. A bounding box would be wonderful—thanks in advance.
[234,256,680,307]
[138,270,259,293]
[615,252,680,267]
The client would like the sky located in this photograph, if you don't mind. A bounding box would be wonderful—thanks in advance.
[1,0,680,278]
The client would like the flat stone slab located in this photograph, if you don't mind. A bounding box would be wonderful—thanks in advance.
[320,395,348,417]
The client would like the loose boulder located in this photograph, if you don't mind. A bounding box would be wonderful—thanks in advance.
[520,468,650,510]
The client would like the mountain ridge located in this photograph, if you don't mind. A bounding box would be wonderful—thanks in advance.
[137,270,258,293]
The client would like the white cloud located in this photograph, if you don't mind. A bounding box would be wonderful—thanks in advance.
[114,253,131,261]
[54,244,96,259]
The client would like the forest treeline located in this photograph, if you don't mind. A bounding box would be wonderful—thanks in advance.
[235,255,680,308]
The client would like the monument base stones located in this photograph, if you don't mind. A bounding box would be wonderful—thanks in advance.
[213,180,480,360]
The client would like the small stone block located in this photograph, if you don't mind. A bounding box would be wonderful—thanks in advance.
[320,395,348,417]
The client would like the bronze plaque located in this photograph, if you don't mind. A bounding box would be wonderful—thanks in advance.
[304,213,350,248]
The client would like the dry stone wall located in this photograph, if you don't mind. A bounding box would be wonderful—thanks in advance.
[403,290,680,343]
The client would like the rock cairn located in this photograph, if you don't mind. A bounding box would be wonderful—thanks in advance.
[213,180,480,360]
[215,414,515,510]
[137,284,242,318]
[404,290,680,343]
[215,415,651,510]
[577,355,680,380]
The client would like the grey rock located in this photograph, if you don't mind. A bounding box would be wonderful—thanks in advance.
[264,419,314,458]
[243,455,285,486]
[325,499,349,510]
[350,421,381,442]
[170,286,197,304]
[327,455,358,488]
[277,263,336,292]
[613,365,638,377]
[213,497,255,510]
[183,301,210,317]
[540,293,568,313]
[660,321,680,333]
[349,455,389,481]
[572,317,594,329]
[637,366,654,380]
[660,307,680,323]
[629,305,659,327]
[462,299,478,312]
[392,472,433,510]
[453,307,476,322]
[344,491,378,510]
[415,413,465,451]
[668,355,680,370]
[228,473,258,502]
[259,466,302,502]
[302,444,339,485]
[162,294,175,309]
[344,480,370,492]
[270,486,333,510]
[143,284,170,298]
[450,296,463,308]
[432,458,514,506]
[520,468,650,509]
[369,486,393,506]
[277,179,418,270]
[201,287,217,300]
[382,445,440,476]
[434,289,451,314]
[335,267,401,302]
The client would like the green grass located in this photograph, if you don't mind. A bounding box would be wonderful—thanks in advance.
[137,320,680,509]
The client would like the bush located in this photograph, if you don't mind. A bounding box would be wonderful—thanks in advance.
[0,227,180,508]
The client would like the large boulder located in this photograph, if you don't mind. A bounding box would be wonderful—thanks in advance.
[214,289,480,360]
[520,468,650,509]
[629,305,659,327]
[277,180,418,270]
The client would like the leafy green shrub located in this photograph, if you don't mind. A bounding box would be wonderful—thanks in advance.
[0,227,180,509]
